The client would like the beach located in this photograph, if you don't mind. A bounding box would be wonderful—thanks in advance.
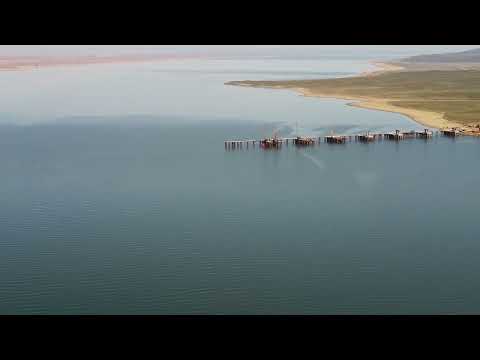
[227,61,480,135]
[3,48,480,314]
[3,53,478,134]
[290,86,467,131]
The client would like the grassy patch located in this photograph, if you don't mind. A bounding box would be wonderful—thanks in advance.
[228,70,480,125]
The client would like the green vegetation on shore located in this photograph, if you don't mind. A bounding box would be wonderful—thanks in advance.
[227,70,480,126]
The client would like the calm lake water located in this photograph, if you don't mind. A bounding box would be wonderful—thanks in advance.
[1,58,480,314]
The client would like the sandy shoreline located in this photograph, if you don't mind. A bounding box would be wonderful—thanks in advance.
[232,80,458,131]
[229,60,478,134]
[2,55,477,134]
[291,86,466,131]
[0,54,198,71]
[359,61,406,77]
[298,60,477,133]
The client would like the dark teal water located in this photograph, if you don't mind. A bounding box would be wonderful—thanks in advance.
[1,121,480,314]
[1,59,480,314]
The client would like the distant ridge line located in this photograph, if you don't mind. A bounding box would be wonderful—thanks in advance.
[401,48,480,63]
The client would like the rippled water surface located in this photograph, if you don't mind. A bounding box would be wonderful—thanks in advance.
[1,58,480,314]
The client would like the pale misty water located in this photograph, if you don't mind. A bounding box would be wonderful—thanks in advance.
[1,57,480,314]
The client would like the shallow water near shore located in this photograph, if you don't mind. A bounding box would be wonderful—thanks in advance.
[1,58,480,314]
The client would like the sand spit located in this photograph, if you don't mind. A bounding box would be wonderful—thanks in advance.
[0,54,198,71]
[360,61,406,76]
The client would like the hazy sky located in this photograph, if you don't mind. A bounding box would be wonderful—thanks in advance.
[0,45,478,58]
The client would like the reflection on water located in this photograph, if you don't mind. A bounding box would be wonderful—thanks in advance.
[0,58,479,314]
[2,121,479,314]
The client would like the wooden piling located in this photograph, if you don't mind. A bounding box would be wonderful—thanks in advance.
[441,128,461,137]
[225,128,436,150]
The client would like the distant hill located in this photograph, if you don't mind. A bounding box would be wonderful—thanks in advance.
[402,48,480,63]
